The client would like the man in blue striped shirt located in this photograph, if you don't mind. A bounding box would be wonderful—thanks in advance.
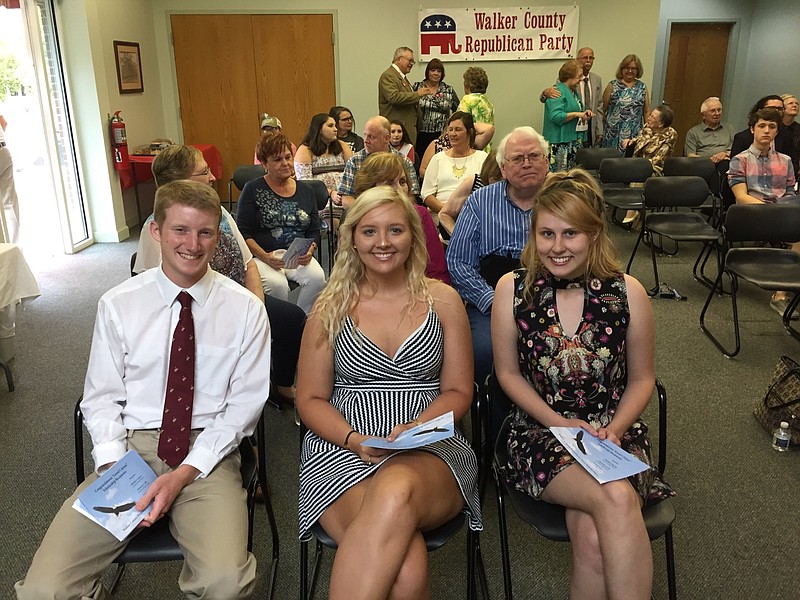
[447,126,549,387]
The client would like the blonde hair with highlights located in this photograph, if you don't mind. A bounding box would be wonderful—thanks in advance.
[312,186,431,344]
[520,169,620,297]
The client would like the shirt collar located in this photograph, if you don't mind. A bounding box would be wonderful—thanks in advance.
[747,144,773,159]
[155,266,214,308]
[391,63,405,78]
[702,122,724,132]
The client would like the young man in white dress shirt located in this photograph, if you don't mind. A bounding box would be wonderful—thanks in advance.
[15,180,271,599]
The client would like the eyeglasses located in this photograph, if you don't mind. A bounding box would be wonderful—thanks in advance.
[403,55,415,65]
[191,166,211,176]
[338,116,353,122]
[504,152,546,166]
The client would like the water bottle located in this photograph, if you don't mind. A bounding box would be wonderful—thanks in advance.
[772,421,791,452]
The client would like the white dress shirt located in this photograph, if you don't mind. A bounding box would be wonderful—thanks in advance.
[81,266,271,476]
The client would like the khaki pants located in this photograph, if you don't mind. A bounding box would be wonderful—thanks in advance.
[15,430,256,599]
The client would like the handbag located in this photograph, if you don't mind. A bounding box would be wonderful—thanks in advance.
[754,355,800,444]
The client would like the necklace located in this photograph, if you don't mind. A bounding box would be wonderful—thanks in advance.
[451,156,468,178]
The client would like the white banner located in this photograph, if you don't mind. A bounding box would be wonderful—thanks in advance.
[418,7,580,62]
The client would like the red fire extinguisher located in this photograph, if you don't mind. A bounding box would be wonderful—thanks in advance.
[109,111,130,171]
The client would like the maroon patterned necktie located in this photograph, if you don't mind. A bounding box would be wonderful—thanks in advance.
[402,77,411,90]
[158,291,195,467]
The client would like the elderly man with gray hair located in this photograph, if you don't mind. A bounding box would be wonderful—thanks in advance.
[378,46,432,144]
[684,96,734,163]
[447,126,549,390]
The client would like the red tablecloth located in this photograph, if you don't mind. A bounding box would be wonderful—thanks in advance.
[118,144,223,189]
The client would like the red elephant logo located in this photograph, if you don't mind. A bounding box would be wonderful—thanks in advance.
[420,14,462,55]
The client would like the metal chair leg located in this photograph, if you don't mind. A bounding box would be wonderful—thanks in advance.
[700,270,741,357]
[0,359,13,391]
[493,462,514,599]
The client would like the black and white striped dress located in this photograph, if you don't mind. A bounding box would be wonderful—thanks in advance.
[298,307,482,540]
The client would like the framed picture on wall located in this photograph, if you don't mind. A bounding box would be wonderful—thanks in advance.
[113,41,144,94]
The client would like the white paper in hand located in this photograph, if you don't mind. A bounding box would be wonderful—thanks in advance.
[362,411,455,450]
[282,238,315,269]
[549,426,649,484]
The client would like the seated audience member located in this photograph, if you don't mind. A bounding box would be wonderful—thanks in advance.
[418,121,495,178]
[728,107,798,318]
[134,145,304,404]
[254,113,296,164]
[458,66,495,151]
[780,93,800,177]
[354,152,450,284]
[389,119,417,167]
[295,113,353,228]
[730,95,792,159]
[491,169,674,600]
[237,133,325,313]
[15,180,270,599]
[439,150,502,237]
[446,126,548,387]
[420,112,487,220]
[684,96,734,163]
[330,106,365,153]
[337,116,420,208]
[623,105,677,175]
[296,186,481,600]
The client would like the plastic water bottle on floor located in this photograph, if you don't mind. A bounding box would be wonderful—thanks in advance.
[772,421,791,452]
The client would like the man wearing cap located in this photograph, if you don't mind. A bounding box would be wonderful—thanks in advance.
[254,113,296,164]
[378,47,431,145]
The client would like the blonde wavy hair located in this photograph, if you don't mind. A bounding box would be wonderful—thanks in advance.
[520,169,620,298]
[312,186,432,344]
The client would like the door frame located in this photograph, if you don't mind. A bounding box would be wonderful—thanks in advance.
[162,8,341,148]
[653,18,742,121]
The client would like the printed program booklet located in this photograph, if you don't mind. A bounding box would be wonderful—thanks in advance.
[362,411,455,450]
[282,237,316,269]
[72,450,157,541]
[549,426,650,484]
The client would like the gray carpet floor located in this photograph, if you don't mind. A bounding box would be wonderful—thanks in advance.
[2,222,799,600]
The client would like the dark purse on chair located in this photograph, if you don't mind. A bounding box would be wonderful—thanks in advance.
[754,355,800,444]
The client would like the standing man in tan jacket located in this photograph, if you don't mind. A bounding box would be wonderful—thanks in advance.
[378,46,431,145]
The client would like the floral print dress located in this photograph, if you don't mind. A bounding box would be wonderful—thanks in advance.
[504,269,674,505]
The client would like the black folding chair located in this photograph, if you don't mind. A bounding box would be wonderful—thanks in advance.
[489,374,677,600]
[575,147,620,182]
[627,176,723,296]
[598,157,653,229]
[700,203,800,358]
[297,179,334,272]
[299,385,487,600]
[227,164,266,212]
[74,400,279,599]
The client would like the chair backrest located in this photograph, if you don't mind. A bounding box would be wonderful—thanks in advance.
[643,176,711,210]
[663,157,719,196]
[724,203,800,244]
[231,165,266,192]
[298,179,330,211]
[575,147,620,171]
[599,157,653,185]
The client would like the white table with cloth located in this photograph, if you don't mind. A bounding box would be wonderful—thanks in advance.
[0,243,40,388]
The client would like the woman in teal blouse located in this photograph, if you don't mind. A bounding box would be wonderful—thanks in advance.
[543,59,594,172]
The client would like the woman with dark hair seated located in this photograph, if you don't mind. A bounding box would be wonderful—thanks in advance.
[389,119,417,167]
[329,106,364,153]
[439,150,502,237]
[492,169,674,600]
[135,144,305,403]
[295,113,353,226]
[237,133,325,314]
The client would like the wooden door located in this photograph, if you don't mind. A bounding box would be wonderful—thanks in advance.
[171,13,335,193]
[663,22,732,156]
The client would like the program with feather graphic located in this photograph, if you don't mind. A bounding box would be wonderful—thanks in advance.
[549,427,649,484]
[73,450,157,540]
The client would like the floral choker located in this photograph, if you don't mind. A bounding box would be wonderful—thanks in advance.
[550,274,585,290]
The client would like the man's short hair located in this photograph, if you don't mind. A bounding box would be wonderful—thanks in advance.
[153,180,222,228]
[366,116,391,135]
[700,97,721,113]
[495,126,550,167]
[749,95,784,118]
[748,107,782,129]
[393,46,413,62]
[152,145,202,188]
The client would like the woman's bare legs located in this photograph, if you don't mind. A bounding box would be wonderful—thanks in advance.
[542,464,651,600]
[319,451,463,600]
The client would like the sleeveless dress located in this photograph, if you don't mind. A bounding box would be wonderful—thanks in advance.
[295,152,347,221]
[298,307,483,540]
[601,79,647,153]
[503,269,674,505]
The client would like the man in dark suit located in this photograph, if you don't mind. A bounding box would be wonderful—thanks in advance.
[378,46,431,145]
[541,47,603,146]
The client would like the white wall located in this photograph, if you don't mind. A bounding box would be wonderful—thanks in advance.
[151,0,662,146]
